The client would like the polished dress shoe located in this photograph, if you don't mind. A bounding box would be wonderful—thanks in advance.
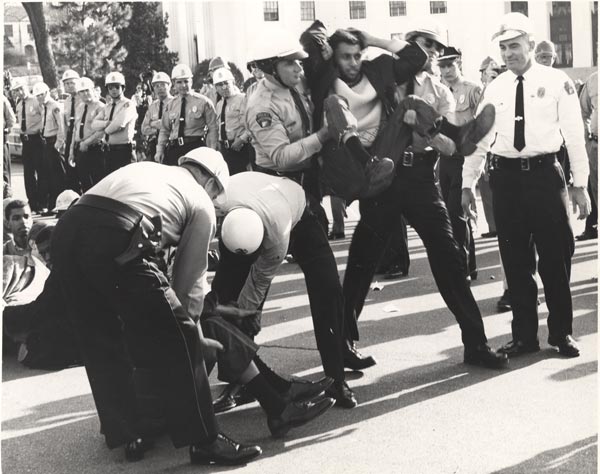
[480,231,497,238]
[383,264,408,280]
[283,376,334,403]
[548,335,580,357]
[325,380,357,408]
[496,290,511,312]
[125,437,153,462]
[213,384,256,414]
[497,339,540,356]
[268,396,335,438]
[464,344,509,369]
[576,228,597,241]
[344,341,377,370]
[189,433,262,466]
[328,231,345,240]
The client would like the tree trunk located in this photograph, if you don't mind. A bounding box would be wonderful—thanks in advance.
[22,2,58,88]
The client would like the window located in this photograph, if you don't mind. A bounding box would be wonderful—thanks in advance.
[430,1,447,14]
[263,1,279,21]
[550,1,573,67]
[5,24,14,37]
[300,1,315,21]
[349,1,366,19]
[26,24,33,36]
[389,1,406,16]
[510,1,529,16]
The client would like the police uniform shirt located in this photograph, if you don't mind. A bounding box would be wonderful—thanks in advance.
[3,95,16,130]
[444,78,482,126]
[215,90,250,143]
[245,78,322,172]
[462,62,589,189]
[157,91,218,150]
[57,94,82,148]
[580,71,597,136]
[71,100,105,150]
[17,96,43,134]
[215,171,306,310]
[91,96,137,145]
[41,98,63,138]
[141,95,173,138]
[87,162,216,319]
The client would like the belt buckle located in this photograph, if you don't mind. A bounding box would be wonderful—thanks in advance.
[177,137,184,146]
[520,158,530,171]
[402,151,414,167]
[20,134,28,142]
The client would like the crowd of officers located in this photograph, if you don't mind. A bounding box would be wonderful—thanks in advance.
[2,11,596,468]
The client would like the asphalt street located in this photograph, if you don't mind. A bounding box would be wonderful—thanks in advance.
[2,161,598,473]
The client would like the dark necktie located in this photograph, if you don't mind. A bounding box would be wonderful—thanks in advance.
[42,105,48,137]
[220,98,227,141]
[289,87,310,136]
[178,96,186,138]
[68,97,76,134]
[21,100,26,133]
[158,100,164,119]
[514,75,525,151]
[105,102,116,142]
[79,104,88,139]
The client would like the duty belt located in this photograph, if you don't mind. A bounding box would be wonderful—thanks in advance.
[105,143,133,151]
[169,136,205,147]
[20,133,43,142]
[254,164,308,186]
[489,153,557,171]
[589,133,598,143]
[398,148,439,168]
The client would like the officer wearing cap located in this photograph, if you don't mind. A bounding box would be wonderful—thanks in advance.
[12,79,46,213]
[51,147,262,466]
[141,72,173,162]
[71,77,106,191]
[438,46,481,281]
[156,64,218,166]
[245,29,357,409]
[462,12,590,358]
[92,72,137,173]
[34,81,66,215]
[56,69,82,192]
[203,56,229,106]
[213,67,251,175]
[534,40,558,67]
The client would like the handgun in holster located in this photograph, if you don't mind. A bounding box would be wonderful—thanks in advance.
[115,214,163,266]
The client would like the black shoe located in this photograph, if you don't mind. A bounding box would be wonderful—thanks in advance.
[328,231,345,240]
[576,229,597,241]
[470,270,478,281]
[189,433,262,466]
[213,384,256,414]
[383,264,408,280]
[344,341,377,370]
[325,380,357,408]
[464,344,509,369]
[548,335,580,357]
[496,290,511,312]
[497,339,540,356]
[481,231,498,238]
[283,376,334,403]
[268,396,335,438]
[124,438,153,462]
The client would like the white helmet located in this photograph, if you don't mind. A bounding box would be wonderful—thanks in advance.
[76,77,95,92]
[61,69,80,82]
[249,27,308,64]
[52,189,80,213]
[151,71,171,85]
[221,208,264,255]
[208,56,230,72]
[32,82,50,96]
[10,78,26,91]
[212,67,234,84]
[105,71,125,86]
[171,64,193,80]
[178,147,229,193]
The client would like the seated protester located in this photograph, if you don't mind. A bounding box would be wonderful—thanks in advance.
[3,199,33,257]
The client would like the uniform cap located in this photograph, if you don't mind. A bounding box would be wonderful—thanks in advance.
[248,27,308,64]
[208,56,230,72]
[32,82,50,96]
[221,208,264,255]
[438,46,461,62]
[76,77,95,92]
[151,71,171,85]
[405,21,447,49]
[479,56,497,71]
[492,12,533,42]
[52,189,80,212]
[61,69,80,81]
[10,78,25,91]
[535,40,556,55]
[105,71,125,86]
[171,64,193,80]
[178,147,230,195]
[212,67,234,84]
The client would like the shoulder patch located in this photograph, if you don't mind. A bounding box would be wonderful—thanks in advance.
[564,81,575,95]
[123,101,130,108]
[256,112,272,128]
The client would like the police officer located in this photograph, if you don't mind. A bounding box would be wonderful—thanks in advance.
[34,82,66,214]
[56,69,82,192]
[3,92,16,195]
[213,67,251,175]
[141,72,172,162]
[92,72,137,173]
[438,46,481,281]
[71,77,106,191]
[534,40,558,67]
[51,147,262,465]
[13,79,46,213]
[156,64,218,166]
[245,31,357,408]
[462,13,590,358]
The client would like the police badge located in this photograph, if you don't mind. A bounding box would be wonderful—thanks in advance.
[256,112,272,128]
[564,81,575,95]
[537,87,545,98]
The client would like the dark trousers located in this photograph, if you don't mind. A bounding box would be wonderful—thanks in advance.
[490,158,575,342]
[51,204,218,449]
[105,144,134,174]
[221,143,251,175]
[164,140,206,166]
[21,134,46,211]
[439,156,477,277]
[42,136,67,211]
[342,160,487,347]
[3,139,11,197]
[378,214,410,274]
[76,145,107,192]
[330,196,346,235]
